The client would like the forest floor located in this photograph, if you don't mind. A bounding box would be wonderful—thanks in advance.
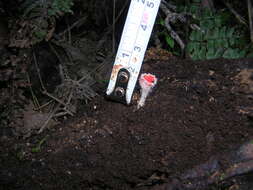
[1,55,253,190]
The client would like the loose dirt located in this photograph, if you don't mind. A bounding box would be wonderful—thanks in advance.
[1,57,253,190]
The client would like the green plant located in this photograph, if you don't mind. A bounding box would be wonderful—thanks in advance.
[48,0,74,17]
[157,18,180,56]
[158,0,250,59]
[31,136,48,153]
[22,0,73,18]
[186,8,248,60]
[9,0,74,47]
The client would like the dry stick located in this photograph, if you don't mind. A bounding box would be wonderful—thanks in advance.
[41,90,74,116]
[161,0,176,10]
[49,42,73,83]
[224,1,248,27]
[96,0,129,52]
[49,43,65,67]
[38,102,60,134]
[54,111,69,117]
[112,0,116,54]
[248,0,253,43]
[34,100,54,111]
[58,16,88,37]
[33,50,46,91]
[65,17,72,44]
[77,60,108,83]
[50,42,96,101]
[64,87,75,114]
[160,3,185,52]
[26,72,40,109]
[49,41,74,75]
[34,46,73,116]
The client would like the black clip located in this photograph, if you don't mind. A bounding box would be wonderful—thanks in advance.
[107,68,130,104]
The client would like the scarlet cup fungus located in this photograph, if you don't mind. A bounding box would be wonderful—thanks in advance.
[137,73,157,109]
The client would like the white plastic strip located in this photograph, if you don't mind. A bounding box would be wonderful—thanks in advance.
[106,0,161,104]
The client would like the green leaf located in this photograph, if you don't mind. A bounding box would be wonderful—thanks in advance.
[190,5,199,15]
[206,48,215,59]
[214,48,224,58]
[165,35,175,48]
[200,19,214,30]
[186,42,200,53]
[191,52,199,60]
[227,28,235,38]
[189,30,197,41]
[214,16,222,27]
[229,38,236,46]
[207,48,224,59]
[215,39,223,48]
[186,42,195,53]
[220,26,227,38]
[223,48,242,59]
[31,136,47,153]
[207,40,215,50]
[238,50,246,57]
[34,29,47,40]
[198,47,206,60]
[208,28,219,39]
[158,19,165,26]
[190,30,203,41]
[202,8,213,19]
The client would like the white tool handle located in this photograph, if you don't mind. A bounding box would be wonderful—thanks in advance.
[106,0,161,104]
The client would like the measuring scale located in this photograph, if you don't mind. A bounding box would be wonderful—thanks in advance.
[106,0,161,104]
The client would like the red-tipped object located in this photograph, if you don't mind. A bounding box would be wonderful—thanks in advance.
[144,74,156,84]
[138,73,157,109]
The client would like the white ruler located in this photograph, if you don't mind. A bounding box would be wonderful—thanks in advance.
[106,0,161,104]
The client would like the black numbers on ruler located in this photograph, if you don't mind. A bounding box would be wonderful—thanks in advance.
[141,24,147,31]
[122,53,129,58]
[147,1,154,8]
[136,0,154,8]
[134,46,141,52]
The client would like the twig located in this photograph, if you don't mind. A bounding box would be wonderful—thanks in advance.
[54,111,69,117]
[95,0,129,52]
[58,16,88,37]
[34,100,54,111]
[224,1,248,27]
[49,43,65,66]
[50,41,75,71]
[33,50,46,91]
[41,90,74,116]
[112,0,116,53]
[66,88,74,105]
[248,0,253,43]
[66,17,72,44]
[161,0,176,11]
[160,2,185,53]
[26,72,40,109]
[38,102,60,134]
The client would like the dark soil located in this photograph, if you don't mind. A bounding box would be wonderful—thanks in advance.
[1,57,253,190]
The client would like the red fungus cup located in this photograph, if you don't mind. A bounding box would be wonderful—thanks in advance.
[138,73,157,109]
